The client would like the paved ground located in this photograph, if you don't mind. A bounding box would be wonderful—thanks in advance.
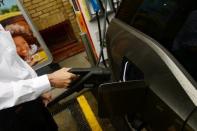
[51,52,115,131]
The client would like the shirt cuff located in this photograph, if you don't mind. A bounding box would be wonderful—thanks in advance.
[34,75,51,93]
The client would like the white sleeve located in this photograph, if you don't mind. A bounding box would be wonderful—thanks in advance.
[0,75,51,110]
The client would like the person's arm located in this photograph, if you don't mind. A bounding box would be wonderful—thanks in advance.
[0,75,51,110]
[0,68,76,110]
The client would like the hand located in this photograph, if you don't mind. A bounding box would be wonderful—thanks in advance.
[41,92,52,107]
[47,68,77,88]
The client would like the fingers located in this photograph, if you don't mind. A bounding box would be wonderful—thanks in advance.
[41,92,52,106]
[42,92,52,100]
[48,67,79,89]
[64,80,71,86]
[63,67,77,80]
[63,67,71,72]
[71,73,77,80]
[42,99,50,107]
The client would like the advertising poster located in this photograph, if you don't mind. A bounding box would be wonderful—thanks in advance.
[0,0,53,70]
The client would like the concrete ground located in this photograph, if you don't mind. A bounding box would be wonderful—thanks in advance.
[51,52,115,131]
[52,52,90,131]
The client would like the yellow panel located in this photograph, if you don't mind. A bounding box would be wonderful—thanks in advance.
[77,95,102,131]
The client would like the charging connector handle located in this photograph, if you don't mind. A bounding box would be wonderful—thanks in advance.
[48,68,111,107]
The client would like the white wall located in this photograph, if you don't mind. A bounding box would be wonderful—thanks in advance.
[78,0,115,59]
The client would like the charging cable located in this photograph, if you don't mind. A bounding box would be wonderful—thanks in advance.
[123,61,129,82]
[97,0,110,24]
[96,0,108,67]
[89,0,108,67]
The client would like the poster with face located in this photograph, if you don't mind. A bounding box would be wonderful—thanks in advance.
[0,0,53,70]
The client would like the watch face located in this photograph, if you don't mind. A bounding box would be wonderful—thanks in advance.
[0,0,53,70]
